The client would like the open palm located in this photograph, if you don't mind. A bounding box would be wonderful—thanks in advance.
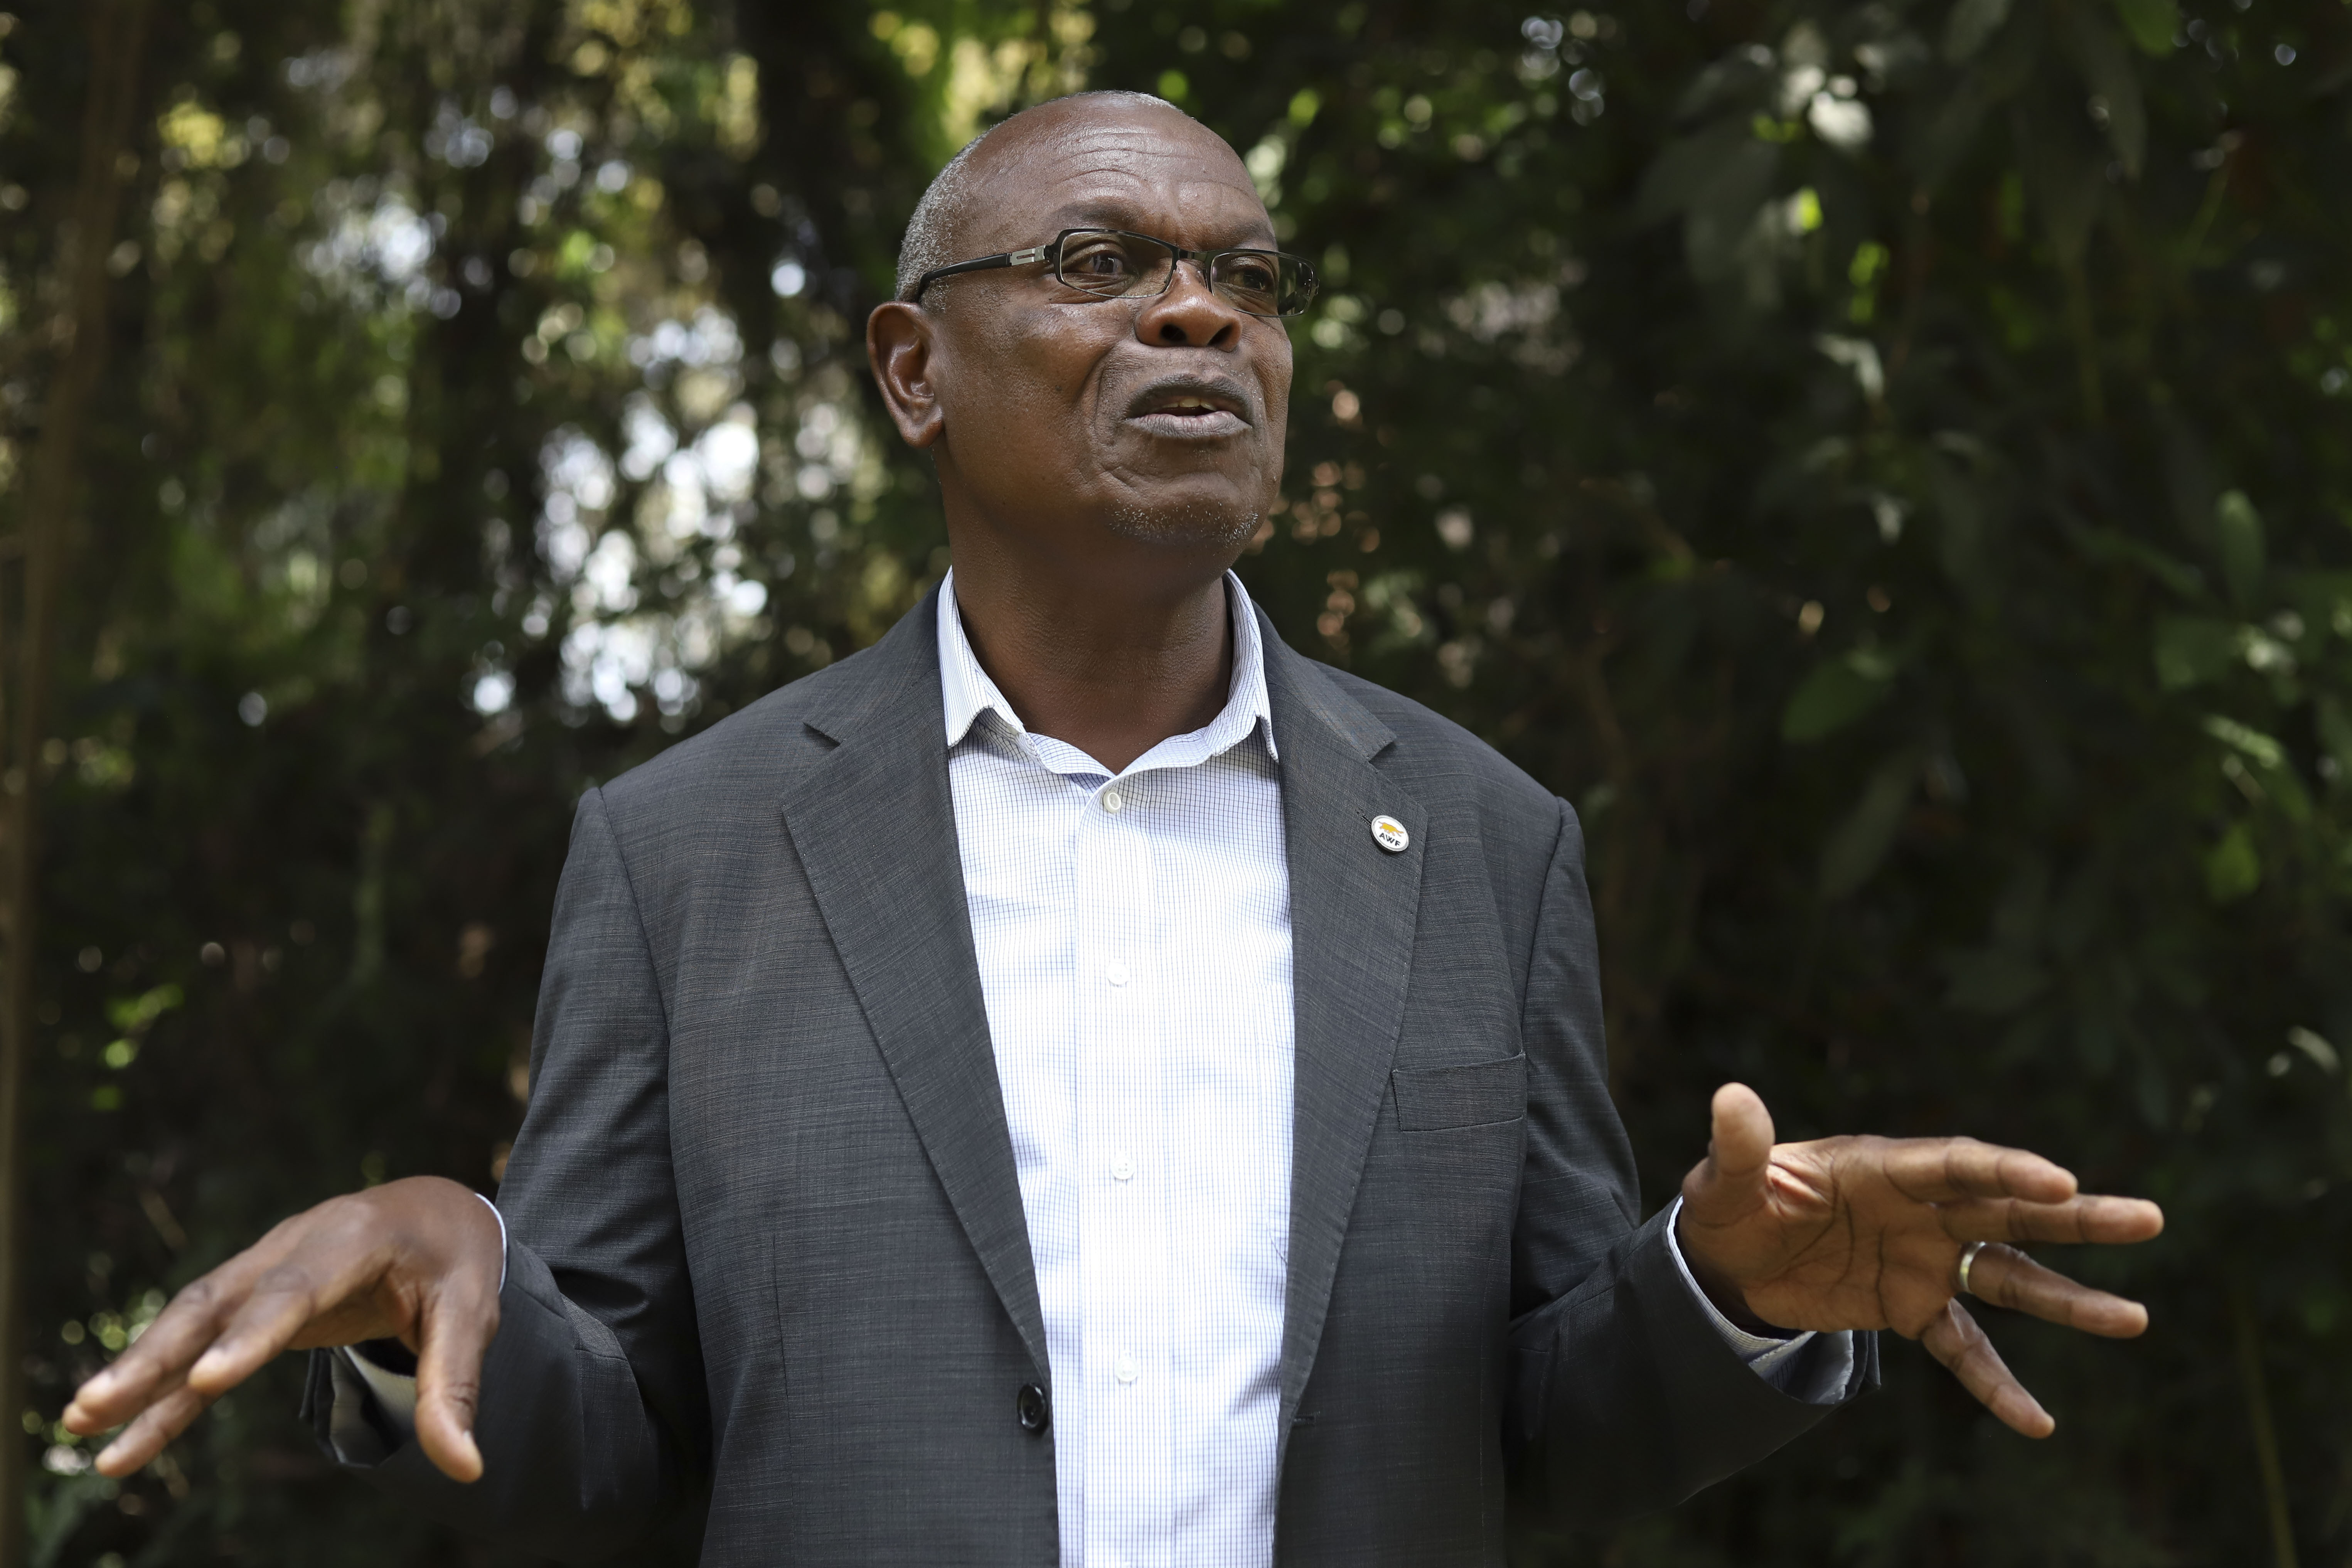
[1675,1084,2164,1437]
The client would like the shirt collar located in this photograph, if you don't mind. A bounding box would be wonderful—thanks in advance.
[937,567,1278,766]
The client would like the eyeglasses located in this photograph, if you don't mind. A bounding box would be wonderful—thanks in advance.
[910,228,1320,318]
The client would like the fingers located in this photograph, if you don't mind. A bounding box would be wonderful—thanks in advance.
[66,1194,398,1453]
[1706,1083,1775,1181]
[185,1258,352,1397]
[66,1179,492,1481]
[1680,1083,1776,1230]
[64,1271,234,1435]
[1879,1137,2078,1206]
[90,1374,216,1478]
[412,1272,501,1484]
[61,1236,325,1436]
[1685,1083,1773,1202]
[1964,1244,2149,1339]
[1938,1194,2165,1247]
[1919,1299,2055,1438]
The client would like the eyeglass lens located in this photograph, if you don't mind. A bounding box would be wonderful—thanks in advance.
[1055,230,1309,317]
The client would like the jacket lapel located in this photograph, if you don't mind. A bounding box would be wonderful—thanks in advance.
[772,597,1427,1429]
[776,594,1053,1384]
[1260,619,1427,1456]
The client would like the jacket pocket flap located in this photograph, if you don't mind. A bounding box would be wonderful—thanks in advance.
[1391,1054,1527,1131]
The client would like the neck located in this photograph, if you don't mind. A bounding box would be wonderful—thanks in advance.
[947,546,1236,776]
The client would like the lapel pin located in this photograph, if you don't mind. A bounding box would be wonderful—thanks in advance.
[1370,814,1410,854]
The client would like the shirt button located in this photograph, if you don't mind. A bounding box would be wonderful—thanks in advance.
[1114,1354,1140,1385]
[1101,788,1124,813]
[1110,1153,1134,1181]
[1105,962,1130,988]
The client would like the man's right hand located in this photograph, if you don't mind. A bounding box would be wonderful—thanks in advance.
[62,1175,504,1483]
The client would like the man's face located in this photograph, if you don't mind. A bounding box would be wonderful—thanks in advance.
[878,102,1293,585]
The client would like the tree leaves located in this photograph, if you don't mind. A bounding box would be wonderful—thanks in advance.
[1782,646,1898,743]
[2015,89,2108,267]
[1819,749,1923,900]
[1635,120,1782,297]
[2321,697,2352,783]
[1940,946,2051,1013]
[2109,0,2182,57]
[2060,6,2146,179]
[2152,615,2240,690]
[2204,714,2310,823]
[1943,0,2016,63]
[2205,819,2263,903]
[2216,489,2267,611]
[5,0,2349,1561]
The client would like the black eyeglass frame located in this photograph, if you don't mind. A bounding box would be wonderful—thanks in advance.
[908,227,1319,317]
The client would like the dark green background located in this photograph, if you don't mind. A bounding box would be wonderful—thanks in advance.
[2,0,2345,1561]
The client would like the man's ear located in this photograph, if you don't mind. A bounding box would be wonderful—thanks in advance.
[866,301,945,450]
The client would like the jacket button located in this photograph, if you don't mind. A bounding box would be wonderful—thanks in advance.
[1016,1383,1049,1433]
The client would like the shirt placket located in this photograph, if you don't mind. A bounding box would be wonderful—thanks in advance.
[1077,770,1174,1568]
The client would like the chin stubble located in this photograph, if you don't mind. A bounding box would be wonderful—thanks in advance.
[1102,499,1264,552]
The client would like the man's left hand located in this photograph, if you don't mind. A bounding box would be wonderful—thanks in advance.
[1674,1082,2165,1437]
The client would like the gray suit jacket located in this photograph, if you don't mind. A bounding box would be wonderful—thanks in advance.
[312,591,1870,1563]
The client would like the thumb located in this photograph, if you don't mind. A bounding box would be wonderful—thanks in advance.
[413,1278,499,1485]
[1689,1082,1775,1211]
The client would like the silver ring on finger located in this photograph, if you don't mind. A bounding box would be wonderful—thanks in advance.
[1956,1240,1987,1297]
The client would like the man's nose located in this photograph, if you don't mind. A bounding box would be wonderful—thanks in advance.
[1134,260,1243,349]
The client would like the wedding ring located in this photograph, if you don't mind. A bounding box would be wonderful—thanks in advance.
[1956,1240,1987,1297]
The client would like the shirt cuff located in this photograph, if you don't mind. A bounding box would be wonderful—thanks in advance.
[338,1342,420,1438]
[327,1193,506,1448]
[478,1191,509,1291]
[1664,1195,1854,1403]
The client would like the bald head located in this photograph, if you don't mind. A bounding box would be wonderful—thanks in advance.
[893,91,1247,306]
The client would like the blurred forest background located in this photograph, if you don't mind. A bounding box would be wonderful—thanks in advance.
[1,0,2348,1562]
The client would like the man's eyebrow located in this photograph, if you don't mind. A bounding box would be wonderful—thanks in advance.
[1034,202,1280,249]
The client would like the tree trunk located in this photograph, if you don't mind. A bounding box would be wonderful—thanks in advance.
[0,1,151,1555]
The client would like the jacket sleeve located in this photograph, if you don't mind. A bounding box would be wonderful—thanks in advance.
[307,786,709,1561]
[1504,798,1875,1525]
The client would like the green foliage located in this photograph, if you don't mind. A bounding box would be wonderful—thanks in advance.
[1782,647,1900,743]
[1,0,2349,1562]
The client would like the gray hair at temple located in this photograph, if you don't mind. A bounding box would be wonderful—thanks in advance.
[892,90,1186,308]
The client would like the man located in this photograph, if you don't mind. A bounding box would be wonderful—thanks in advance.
[67,92,2162,1564]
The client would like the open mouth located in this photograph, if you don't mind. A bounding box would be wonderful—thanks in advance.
[1125,377,1253,439]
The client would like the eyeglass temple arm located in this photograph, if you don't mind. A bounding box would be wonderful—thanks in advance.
[910,244,1055,303]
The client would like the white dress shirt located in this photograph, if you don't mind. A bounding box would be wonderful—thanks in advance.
[933,571,1849,1568]
[335,570,1850,1562]
[940,571,1296,1568]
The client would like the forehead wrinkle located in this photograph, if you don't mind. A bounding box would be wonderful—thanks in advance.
[1019,145,1242,180]
[1024,129,1244,172]
[969,118,1221,182]
[964,111,1250,205]
[967,157,1269,254]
